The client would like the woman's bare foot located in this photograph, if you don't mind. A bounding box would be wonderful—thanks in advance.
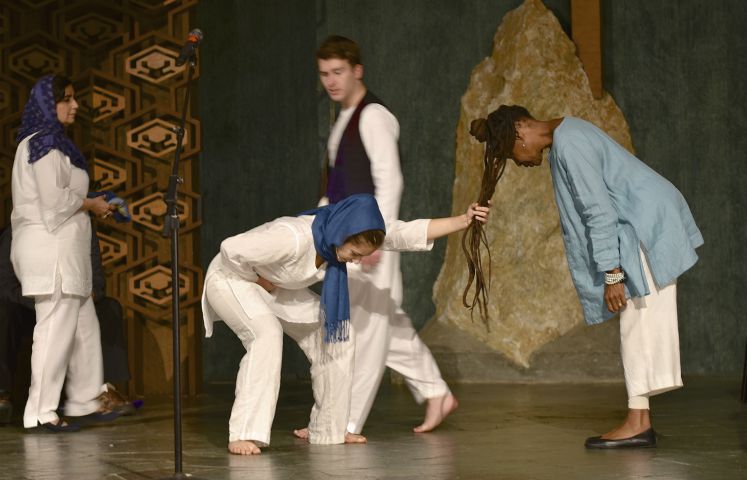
[345,432,367,444]
[292,427,366,444]
[601,409,651,440]
[228,440,261,455]
[413,393,459,433]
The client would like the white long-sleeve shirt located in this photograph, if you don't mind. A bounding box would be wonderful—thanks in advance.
[10,134,92,297]
[201,215,433,337]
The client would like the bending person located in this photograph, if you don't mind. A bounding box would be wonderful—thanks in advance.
[10,75,116,432]
[470,105,702,449]
[201,194,489,455]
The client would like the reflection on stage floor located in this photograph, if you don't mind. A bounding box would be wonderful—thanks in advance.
[0,377,745,479]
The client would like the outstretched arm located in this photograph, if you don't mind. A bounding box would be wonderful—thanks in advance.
[426,203,489,240]
[382,203,490,252]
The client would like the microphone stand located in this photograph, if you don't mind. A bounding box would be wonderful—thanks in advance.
[159,52,208,480]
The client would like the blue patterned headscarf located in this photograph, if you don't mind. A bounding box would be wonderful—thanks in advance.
[16,74,87,170]
[299,194,386,343]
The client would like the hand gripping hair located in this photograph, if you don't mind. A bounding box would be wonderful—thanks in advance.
[461,105,531,325]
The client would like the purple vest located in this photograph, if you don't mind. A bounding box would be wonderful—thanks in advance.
[326,91,385,203]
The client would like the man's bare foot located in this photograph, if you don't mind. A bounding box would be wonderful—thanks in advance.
[413,393,459,433]
[345,432,367,444]
[228,440,261,455]
[293,427,366,444]
[601,409,651,440]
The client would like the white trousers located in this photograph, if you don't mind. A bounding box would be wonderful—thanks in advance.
[620,249,683,410]
[347,251,449,434]
[24,276,103,427]
[206,273,353,446]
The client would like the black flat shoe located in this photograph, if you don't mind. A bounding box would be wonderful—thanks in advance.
[37,419,81,433]
[585,428,656,449]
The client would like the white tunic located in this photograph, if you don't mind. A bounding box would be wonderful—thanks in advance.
[201,215,432,337]
[10,134,92,297]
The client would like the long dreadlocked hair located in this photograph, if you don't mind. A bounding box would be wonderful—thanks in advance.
[461,105,533,326]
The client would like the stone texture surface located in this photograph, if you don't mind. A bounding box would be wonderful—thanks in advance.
[425,0,634,377]
[418,315,623,383]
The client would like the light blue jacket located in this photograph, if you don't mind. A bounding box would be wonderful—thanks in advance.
[548,117,703,325]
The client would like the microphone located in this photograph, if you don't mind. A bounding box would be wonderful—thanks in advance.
[175,28,203,66]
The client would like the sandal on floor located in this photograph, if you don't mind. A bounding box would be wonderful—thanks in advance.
[97,384,143,416]
[38,419,81,433]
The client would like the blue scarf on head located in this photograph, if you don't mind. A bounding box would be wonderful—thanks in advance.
[299,194,386,343]
[16,74,88,170]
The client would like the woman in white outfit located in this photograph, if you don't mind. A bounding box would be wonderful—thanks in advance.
[202,193,489,455]
[10,75,115,432]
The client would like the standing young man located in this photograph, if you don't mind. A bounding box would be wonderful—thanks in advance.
[296,36,457,441]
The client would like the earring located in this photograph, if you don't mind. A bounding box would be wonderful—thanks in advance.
[522,143,526,148]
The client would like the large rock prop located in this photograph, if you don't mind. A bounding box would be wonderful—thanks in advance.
[425,0,634,377]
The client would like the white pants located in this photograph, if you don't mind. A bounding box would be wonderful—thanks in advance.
[206,273,354,446]
[24,277,103,427]
[620,249,683,410]
[347,251,449,434]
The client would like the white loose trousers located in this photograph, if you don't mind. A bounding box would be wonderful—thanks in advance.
[206,274,353,446]
[347,255,449,434]
[619,249,683,407]
[23,275,103,427]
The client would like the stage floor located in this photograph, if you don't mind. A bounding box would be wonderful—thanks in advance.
[0,377,745,479]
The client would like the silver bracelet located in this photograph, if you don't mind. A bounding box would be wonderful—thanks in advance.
[604,270,625,285]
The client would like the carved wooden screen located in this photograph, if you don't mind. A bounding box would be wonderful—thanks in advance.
[0,0,203,395]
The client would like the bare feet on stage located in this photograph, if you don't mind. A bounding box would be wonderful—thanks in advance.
[413,393,459,433]
[600,409,651,440]
[345,432,367,444]
[292,428,367,444]
[228,440,261,455]
[293,393,458,439]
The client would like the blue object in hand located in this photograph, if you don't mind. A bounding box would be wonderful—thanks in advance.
[87,191,131,223]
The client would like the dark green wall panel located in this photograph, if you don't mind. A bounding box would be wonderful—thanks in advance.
[197,0,320,381]
[601,0,747,374]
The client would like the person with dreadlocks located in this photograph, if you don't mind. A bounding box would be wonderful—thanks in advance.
[10,75,116,432]
[471,105,702,449]
[201,193,489,455]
